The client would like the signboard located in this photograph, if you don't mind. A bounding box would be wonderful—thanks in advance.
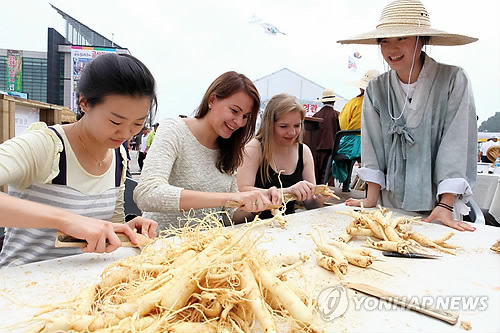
[0,90,28,99]
[301,101,322,117]
[255,99,323,130]
[15,105,40,136]
[71,46,116,111]
[7,50,23,92]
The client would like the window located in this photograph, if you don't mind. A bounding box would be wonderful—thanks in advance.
[22,57,47,102]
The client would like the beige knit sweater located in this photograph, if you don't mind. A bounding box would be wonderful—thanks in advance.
[133,118,237,231]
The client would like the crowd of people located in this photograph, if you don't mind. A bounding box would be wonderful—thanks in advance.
[0,0,493,267]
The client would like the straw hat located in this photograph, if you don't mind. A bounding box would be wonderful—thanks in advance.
[337,0,477,46]
[317,88,343,103]
[486,146,500,163]
[348,69,380,90]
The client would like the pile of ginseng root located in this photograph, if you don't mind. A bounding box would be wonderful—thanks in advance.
[310,227,377,279]
[20,213,321,333]
[309,207,460,279]
[337,207,459,255]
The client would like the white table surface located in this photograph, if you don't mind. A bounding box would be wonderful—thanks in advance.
[488,177,500,222]
[473,173,500,211]
[1,204,499,333]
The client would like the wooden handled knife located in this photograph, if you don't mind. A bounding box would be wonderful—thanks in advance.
[55,231,151,248]
[342,282,459,325]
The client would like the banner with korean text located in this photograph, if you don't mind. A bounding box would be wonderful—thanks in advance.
[7,50,23,92]
[71,46,116,112]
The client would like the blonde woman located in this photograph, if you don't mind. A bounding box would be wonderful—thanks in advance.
[238,93,330,219]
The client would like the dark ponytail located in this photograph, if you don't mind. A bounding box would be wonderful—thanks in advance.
[76,53,157,126]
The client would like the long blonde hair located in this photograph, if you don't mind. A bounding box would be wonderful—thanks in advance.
[255,93,305,184]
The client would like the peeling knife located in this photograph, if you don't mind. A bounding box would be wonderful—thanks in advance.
[382,251,442,259]
[55,231,151,248]
[343,282,459,325]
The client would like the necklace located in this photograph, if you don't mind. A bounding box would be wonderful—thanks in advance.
[76,128,107,167]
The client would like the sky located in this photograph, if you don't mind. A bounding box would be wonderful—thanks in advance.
[2,0,499,124]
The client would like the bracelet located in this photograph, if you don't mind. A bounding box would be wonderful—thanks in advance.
[438,202,453,210]
[437,202,453,212]
[125,214,138,222]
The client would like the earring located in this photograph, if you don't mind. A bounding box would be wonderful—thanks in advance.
[208,104,212,109]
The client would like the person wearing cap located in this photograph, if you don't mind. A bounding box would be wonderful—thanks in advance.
[332,70,380,192]
[312,88,342,185]
[338,0,478,232]
[479,135,499,163]
[339,70,380,131]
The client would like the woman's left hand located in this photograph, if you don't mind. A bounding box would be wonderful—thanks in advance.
[126,216,158,238]
[312,193,330,206]
[422,206,476,232]
[287,180,316,201]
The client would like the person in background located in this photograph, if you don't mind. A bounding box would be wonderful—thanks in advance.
[132,130,142,150]
[238,93,331,219]
[145,122,159,153]
[0,53,158,267]
[134,71,279,230]
[312,88,343,185]
[137,127,150,171]
[129,134,137,151]
[479,135,499,162]
[338,0,478,231]
[332,69,379,192]
[122,139,132,178]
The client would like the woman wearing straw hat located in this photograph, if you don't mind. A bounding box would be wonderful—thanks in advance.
[337,0,478,232]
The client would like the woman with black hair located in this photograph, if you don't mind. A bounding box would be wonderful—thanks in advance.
[134,71,280,230]
[0,53,158,267]
[337,0,478,231]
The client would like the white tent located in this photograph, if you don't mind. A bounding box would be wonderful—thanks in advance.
[253,68,347,117]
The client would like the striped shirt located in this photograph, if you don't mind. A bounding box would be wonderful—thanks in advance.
[0,125,124,267]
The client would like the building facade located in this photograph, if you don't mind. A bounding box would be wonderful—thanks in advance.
[1,4,128,113]
[0,49,48,102]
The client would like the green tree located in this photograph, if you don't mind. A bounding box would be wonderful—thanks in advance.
[478,112,500,132]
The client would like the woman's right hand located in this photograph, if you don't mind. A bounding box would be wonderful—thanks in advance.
[232,190,275,212]
[61,216,138,254]
[266,186,282,206]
